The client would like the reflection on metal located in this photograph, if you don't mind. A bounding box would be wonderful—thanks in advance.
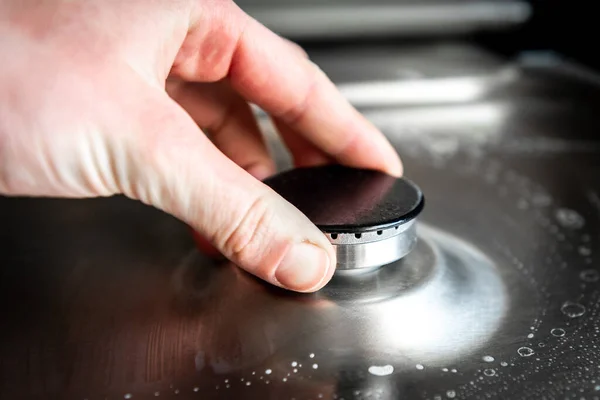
[336,70,518,106]
[252,67,519,115]
[174,223,507,372]
[333,220,418,273]
[338,77,488,105]
[2,43,600,399]
[237,1,532,39]
[367,103,508,130]
[262,164,424,272]
[353,224,507,362]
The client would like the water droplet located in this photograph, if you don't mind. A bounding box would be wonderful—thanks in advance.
[579,246,592,256]
[595,385,600,391]
[551,328,566,337]
[174,389,179,394]
[517,199,529,209]
[193,387,199,392]
[500,362,508,367]
[252,371,256,375]
[527,333,534,339]
[282,378,288,382]
[246,381,251,386]
[482,356,495,363]
[265,369,272,375]
[309,353,315,358]
[442,368,449,372]
[226,385,230,389]
[124,395,132,399]
[556,208,585,229]
[154,392,160,397]
[215,386,219,390]
[446,390,456,398]
[293,368,298,373]
[451,369,457,373]
[368,365,394,376]
[484,369,496,377]
[532,193,552,206]
[518,347,535,357]
[416,364,424,370]
[312,364,319,369]
[291,361,298,367]
[580,270,599,282]
[561,301,586,318]
[434,396,442,400]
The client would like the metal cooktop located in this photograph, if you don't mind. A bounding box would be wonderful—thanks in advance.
[1,43,600,400]
[232,0,531,39]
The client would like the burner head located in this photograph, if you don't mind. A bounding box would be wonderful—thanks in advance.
[263,165,425,272]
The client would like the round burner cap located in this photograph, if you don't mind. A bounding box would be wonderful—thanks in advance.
[263,165,425,272]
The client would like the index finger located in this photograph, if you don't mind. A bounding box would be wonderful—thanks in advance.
[227,14,403,176]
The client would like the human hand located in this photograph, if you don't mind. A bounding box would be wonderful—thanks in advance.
[0,0,402,292]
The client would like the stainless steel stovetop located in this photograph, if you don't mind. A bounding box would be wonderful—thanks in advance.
[1,42,600,400]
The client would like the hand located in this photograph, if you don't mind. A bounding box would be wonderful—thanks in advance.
[0,0,402,292]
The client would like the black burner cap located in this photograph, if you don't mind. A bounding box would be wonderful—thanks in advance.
[263,165,424,233]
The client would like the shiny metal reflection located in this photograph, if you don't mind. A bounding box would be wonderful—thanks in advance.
[239,1,531,40]
[173,223,508,377]
[332,220,418,273]
[320,223,508,363]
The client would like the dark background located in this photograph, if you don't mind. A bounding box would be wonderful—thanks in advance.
[235,0,596,71]
[476,1,595,69]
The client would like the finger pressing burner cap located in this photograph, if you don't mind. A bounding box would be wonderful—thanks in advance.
[263,165,425,273]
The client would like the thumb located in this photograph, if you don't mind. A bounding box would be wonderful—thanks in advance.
[125,95,336,292]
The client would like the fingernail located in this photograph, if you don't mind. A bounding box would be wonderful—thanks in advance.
[275,242,330,292]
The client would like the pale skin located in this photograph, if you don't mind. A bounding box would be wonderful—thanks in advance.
[0,0,402,292]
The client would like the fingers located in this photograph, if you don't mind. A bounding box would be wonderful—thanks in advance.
[176,2,402,177]
[124,91,335,292]
[229,33,402,176]
[190,227,222,259]
[281,37,309,59]
[273,118,333,168]
[166,79,275,180]
[227,17,402,176]
[166,79,275,258]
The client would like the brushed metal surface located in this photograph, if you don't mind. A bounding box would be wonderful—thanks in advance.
[333,220,418,272]
[235,0,531,39]
[1,44,600,400]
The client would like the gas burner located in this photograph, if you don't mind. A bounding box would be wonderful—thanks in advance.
[263,165,425,273]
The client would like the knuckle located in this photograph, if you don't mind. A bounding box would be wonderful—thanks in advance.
[221,194,274,265]
[173,3,250,82]
[277,68,319,127]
